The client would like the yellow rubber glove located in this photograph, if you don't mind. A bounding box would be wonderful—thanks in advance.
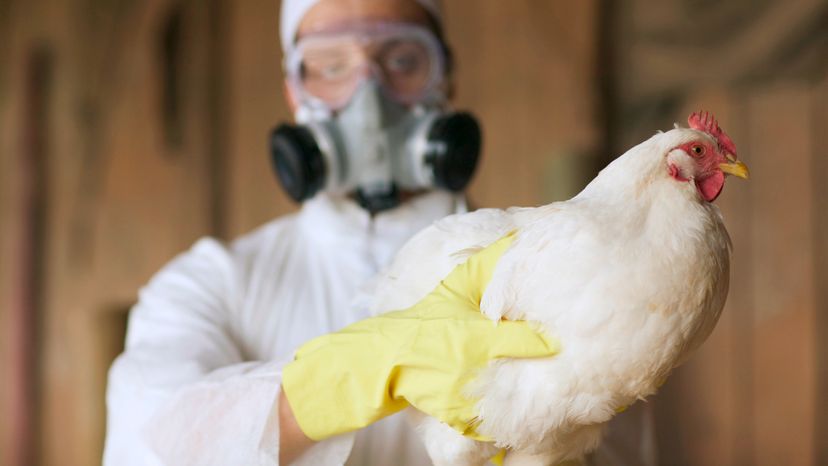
[282,232,560,441]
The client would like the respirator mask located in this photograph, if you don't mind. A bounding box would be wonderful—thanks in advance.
[270,22,482,212]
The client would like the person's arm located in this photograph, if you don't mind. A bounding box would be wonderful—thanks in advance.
[104,238,353,466]
[279,232,559,443]
[278,388,315,464]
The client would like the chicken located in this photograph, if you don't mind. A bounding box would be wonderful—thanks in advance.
[364,112,749,465]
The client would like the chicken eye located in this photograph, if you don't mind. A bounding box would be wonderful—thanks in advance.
[691,145,705,156]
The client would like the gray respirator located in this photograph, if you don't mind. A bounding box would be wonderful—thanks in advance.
[270,82,482,212]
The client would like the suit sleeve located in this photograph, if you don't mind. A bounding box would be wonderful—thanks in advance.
[103,238,354,466]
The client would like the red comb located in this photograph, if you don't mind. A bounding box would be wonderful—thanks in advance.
[688,111,738,157]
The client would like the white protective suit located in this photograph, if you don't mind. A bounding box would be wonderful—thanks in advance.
[104,192,462,465]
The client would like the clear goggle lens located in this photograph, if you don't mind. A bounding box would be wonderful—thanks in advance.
[287,23,445,110]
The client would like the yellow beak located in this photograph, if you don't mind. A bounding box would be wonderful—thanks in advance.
[719,153,749,179]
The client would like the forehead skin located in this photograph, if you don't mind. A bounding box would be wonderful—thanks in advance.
[297,0,433,38]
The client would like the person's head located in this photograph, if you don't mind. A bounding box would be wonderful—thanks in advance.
[272,0,480,213]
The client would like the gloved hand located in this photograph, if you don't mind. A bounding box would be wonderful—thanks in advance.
[282,232,559,441]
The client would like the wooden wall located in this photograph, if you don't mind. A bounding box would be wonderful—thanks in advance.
[608,1,828,464]
[0,1,825,465]
[1,1,225,464]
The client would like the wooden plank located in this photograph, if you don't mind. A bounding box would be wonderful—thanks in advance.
[725,95,757,466]
[746,84,816,466]
[0,7,21,463]
[0,5,55,465]
[225,0,294,238]
[814,70,828,466]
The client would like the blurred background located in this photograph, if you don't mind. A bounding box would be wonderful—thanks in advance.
[0,0,826,465]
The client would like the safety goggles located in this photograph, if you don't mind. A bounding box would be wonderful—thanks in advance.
[285,22,446,111]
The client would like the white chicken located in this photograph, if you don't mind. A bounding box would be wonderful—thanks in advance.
[365,112,749,465]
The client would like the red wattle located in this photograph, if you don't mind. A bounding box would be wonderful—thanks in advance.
[696,171,724,202]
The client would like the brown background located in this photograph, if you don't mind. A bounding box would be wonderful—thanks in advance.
[1,1,826,465]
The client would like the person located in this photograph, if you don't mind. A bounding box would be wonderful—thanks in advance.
[103,1,656,464]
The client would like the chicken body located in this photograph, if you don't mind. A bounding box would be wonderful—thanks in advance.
[365,121,743,465]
